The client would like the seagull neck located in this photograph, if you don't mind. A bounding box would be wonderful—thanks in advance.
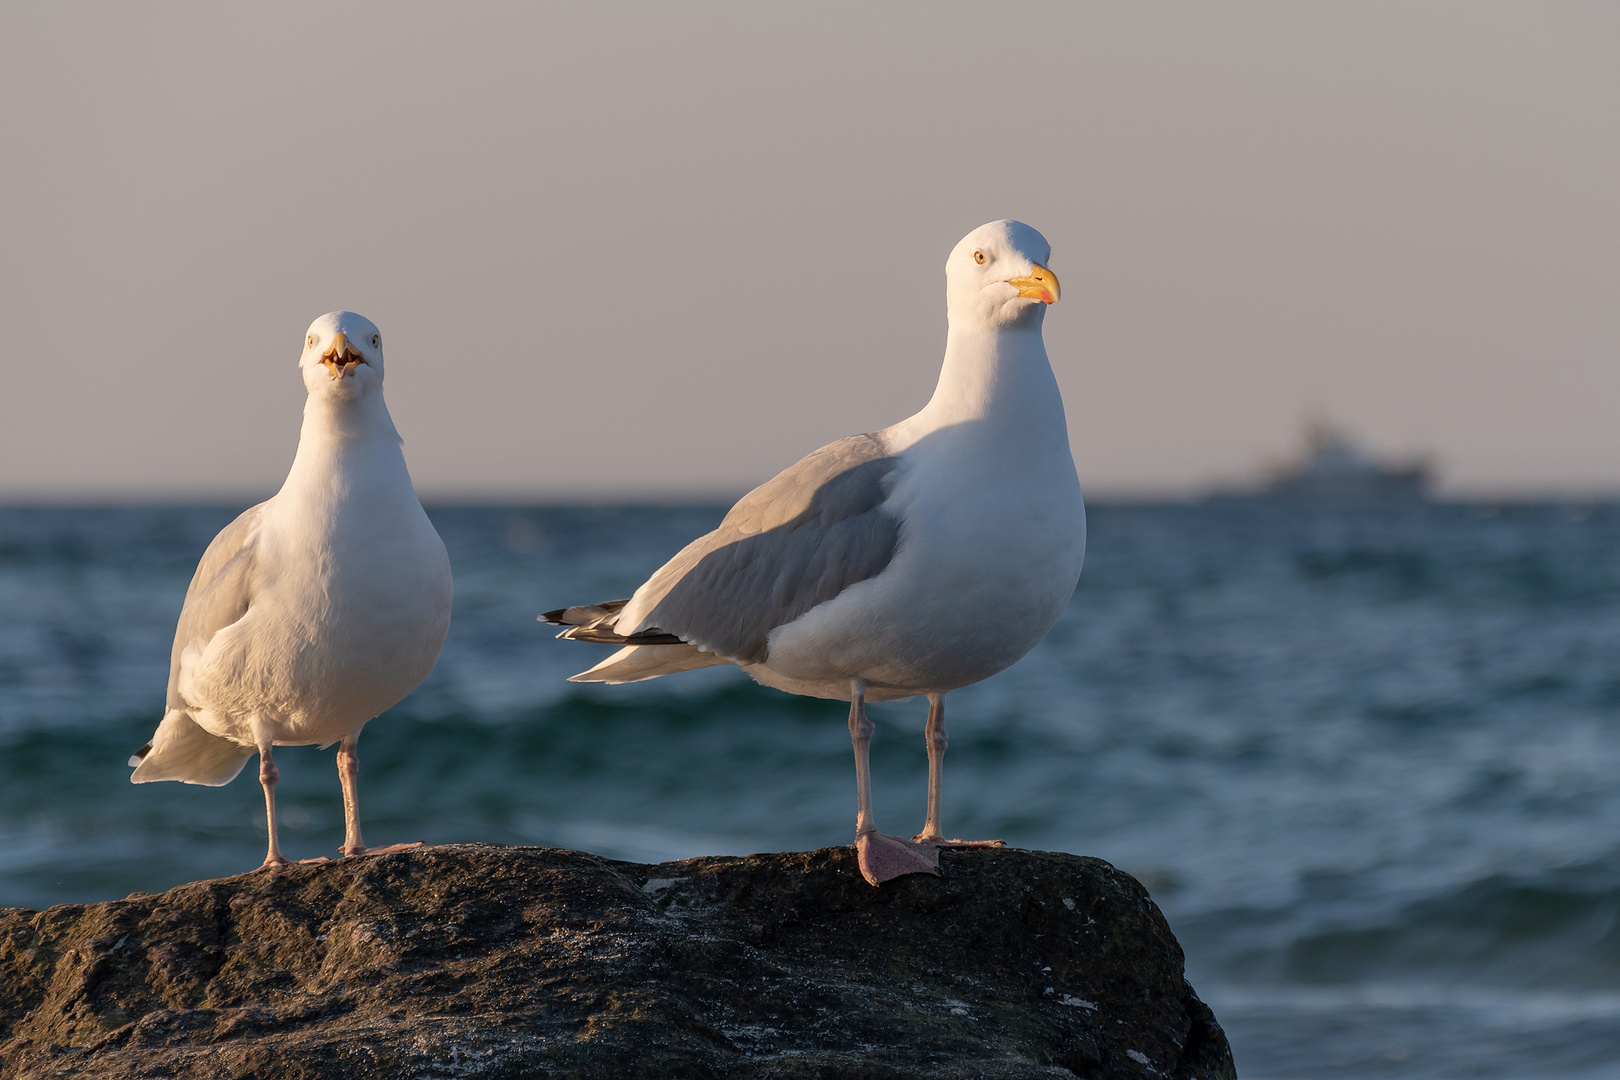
[298,390,401,446]
[914,325,1060,431]
[282,391,407,492]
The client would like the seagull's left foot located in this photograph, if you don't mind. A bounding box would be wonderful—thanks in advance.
[340,841,425,858]
[856,831,942,885]
[912,833,1007,849]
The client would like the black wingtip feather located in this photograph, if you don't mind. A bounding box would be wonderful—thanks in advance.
[562,627,687,646]
[540,598,634,627]
[541,599,687,643]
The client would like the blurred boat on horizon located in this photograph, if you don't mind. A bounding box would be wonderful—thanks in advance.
[1269,421,1433,500]
[1212,420,1434,502]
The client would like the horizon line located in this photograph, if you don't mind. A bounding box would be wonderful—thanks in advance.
[3,485,1620,508]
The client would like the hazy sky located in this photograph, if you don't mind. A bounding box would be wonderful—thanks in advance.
[2,2,1616,499]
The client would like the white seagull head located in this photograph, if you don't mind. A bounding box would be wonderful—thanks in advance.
[945,220,1060,331]
[299,311,385,398]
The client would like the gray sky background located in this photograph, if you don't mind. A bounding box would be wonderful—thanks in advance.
[2,2,1615,500]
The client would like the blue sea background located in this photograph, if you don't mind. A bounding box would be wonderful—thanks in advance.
[3,499,1619,1078]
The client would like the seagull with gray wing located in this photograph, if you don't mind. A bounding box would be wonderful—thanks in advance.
[130,311,453,869]
[545,220,1086,885]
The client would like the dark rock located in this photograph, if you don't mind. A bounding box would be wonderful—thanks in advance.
[0,844,1234,1079]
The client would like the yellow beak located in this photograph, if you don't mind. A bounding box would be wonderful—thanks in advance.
[1004,263,1061,305]
[320,331,362,377]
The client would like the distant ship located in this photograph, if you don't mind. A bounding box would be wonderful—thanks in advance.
[1263,422,1432,500]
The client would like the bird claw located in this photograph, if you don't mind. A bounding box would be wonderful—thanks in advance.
[855,831,941,886]
[260,854,330,870]
[339,841,425,858]
[911,834,1007,849]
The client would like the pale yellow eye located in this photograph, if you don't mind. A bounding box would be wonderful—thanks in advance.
[307,334,316,348]
[973,250,987,265]
[371,334,380,349]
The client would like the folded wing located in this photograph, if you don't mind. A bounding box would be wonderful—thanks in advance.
[545,433,904,679]
[130,504,265,785]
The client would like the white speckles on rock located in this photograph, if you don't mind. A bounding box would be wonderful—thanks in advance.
[1061,897,1076,911]
[640,877,681,894]
[1059,995,1096,1010]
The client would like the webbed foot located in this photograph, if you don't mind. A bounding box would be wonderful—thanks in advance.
[340,841,425,858]
[912,833,1006,849]
[856,831,942,885]
[260,854,330,870]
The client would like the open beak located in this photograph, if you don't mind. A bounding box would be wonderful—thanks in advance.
[320,332,367,378]
[1004,263,1061,305]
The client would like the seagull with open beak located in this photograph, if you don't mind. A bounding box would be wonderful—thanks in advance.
[129,310,453,869]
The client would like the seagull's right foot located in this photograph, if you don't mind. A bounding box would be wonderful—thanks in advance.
[856,831,942,886]
[912,833,1007,849]
[340,841,425,858]
[260,855,330,869]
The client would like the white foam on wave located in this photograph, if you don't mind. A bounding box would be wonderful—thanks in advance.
[1205,982,1620,1025]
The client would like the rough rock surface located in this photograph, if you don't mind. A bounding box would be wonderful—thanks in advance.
[0,844,1233,1079]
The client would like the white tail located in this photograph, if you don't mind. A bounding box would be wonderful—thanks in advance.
[129,709,253,787]
[569,643,731,685]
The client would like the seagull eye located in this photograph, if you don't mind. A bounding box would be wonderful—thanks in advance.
[371,335,380,349]
[973,250,987,265]
[307,334,316,348]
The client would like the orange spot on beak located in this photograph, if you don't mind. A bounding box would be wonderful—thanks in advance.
[1005,263,1061,305]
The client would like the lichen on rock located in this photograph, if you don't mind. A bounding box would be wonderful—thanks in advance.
[0,844,1234,1079]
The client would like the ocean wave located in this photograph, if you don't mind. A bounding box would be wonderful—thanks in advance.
[1211,983,1620,1023]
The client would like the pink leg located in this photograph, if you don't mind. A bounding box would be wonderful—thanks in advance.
[258,745,287,869]
[337,732,423,858]
[258,738,331,868]
[849,679,940,885]
[912,693,1005,850]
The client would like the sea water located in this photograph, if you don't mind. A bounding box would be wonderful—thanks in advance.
[2,500,1618,1079]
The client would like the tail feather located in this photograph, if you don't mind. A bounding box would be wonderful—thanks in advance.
[130,709,253,787]
[569,644,731,684]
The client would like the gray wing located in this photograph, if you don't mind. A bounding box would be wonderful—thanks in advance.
[551,433,901,664]
[163,503,265,710]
